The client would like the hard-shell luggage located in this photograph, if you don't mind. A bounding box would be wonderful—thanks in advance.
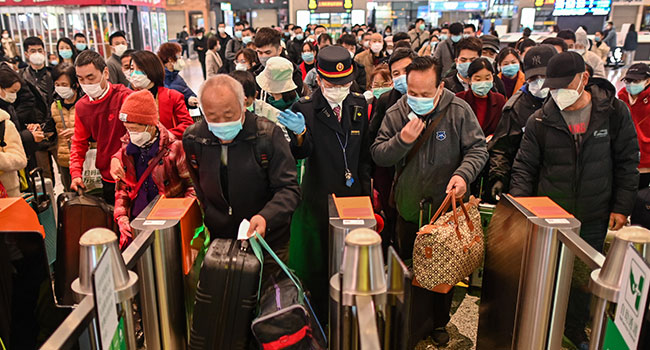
[54,191,116,305]
[189,238,261,350]
[24,168,57,265]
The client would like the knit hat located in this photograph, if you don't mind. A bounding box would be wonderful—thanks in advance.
[118,90,158,126]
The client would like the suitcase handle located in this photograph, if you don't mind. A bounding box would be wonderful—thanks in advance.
[29,167,50,213]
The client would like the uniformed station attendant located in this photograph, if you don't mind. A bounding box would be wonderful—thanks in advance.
[277,45,372,322]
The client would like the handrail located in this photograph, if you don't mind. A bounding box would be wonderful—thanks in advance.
[40,228,155,350]
[558,228,606,270]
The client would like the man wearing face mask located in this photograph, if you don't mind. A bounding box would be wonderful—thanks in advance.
[408,18,430,51]
[225,22,246,70]
[287,25,305,65]
[253,27,304,97]
[488,45,556,202]
[112,90,195,248]
[354,32,388,84]
[69,50,132,204]
[106,31,130,87]
[371,56,487,347]
[193,28,207,79]
[182,74,300,288]
[279,45,371,323]
[20,37,54,106]
[433,22,465,78]
[510,51,639,348]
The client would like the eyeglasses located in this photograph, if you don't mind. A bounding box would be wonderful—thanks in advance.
[371,81,393,88]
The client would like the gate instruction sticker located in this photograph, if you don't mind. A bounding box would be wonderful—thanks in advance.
[614,245,650,349]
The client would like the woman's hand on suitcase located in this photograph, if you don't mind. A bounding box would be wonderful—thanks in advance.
[117,216,133,249]
[110,157,125,181]
[70,177,85,192]
[247,214,266,238]
[446,175,466,199]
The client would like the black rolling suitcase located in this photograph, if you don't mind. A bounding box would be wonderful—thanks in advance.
[189,238,261,350]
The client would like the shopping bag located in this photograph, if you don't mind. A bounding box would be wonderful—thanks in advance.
[82,148,102,192]
[412,189,484,293]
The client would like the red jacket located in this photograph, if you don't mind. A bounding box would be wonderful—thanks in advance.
[455,89,506,136]
[155,86,194,139]
[70,83,132,181]
[618,87,650,169]
[113,123,195,221]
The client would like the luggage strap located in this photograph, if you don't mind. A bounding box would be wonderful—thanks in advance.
[262,326,310,350]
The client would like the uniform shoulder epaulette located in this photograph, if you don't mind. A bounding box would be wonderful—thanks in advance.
[351,92,363,98]
[298,95,312,103]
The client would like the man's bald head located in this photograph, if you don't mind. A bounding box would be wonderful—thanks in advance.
[199,75,246,124]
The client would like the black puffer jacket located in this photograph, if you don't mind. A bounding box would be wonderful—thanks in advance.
[488,87,544,190]
[510,79,639,223]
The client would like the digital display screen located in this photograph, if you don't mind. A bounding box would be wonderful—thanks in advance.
[553,0,611,16]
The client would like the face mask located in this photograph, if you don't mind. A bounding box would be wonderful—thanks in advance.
[235,62,249,71]
[81,76,107,99]
[269,95,298,110]
[528,78,549,99]
[129,128,153,148]
[419,24,426,31]
[1,34,8,39]
[207,115,243,141]
[242,36,252,45]
[407,95,435,115]
[296,34,304,41]
[284,32,291,38]
[457,62,471,78]
[130,70,151,90]
[113,44,127,57]
[0,90,17,103]
[348,50,355,59]
[322,85,350,105]
[29,52,45,66]
[55,86,75,100]
[235,31,243,39]
[393,75,407,94]
[218,27,226,34]
[471,81,493,96]
[387,48,393,55]
[246,104,254,112]
[484,56,495,65]
[550,76,584,110]
[626,81,646,96]
[197,35,204,40]
[259,56,271,67]
[569,48,586,55]
[60,49,73,59]
[301,52,314,62]
[50,60,59,66]
[173,59,185,71]
[451,35,462,43]
[501,63,520,78]
[440,34,448,41]
[363,41,370,48]
[211,30,216,34]
[372,86,392,99]
[370,42,383,54]
[75,43,87,51]
[463,34,470,39]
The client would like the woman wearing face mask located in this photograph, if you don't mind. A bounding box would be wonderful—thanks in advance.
[1,30,19,61]
[256,57,300,115]
[617,63,650,188]
[129,50,193,139]
[57,38,78,66]
[112,90,195,248]
[496,48,525,99]
[157,42,199,109]
[234,48,259,72]
[50,63,83,191]
[298,42,317,81]
[206,36,223,78]
[365,66,392,118]
[455,58,506,136]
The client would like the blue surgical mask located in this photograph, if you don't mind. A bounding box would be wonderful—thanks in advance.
[60,49,73,59]
[207,116,243,141]
[75,43,87,51]
[457,62,471,78]
[296,34,304,41]
[419,24,426,31]
[301,52,314,62]
[393,75,407,94]
[407,95,435,115]
[235,31,243,39]
[439,34,448,41]
[451,35,462,43]
[594,36,601,42]
[626,81,646,96]
[372,86,392,99]
[501,63,520,78]
[242,36,252,45]
[471,81,493,96]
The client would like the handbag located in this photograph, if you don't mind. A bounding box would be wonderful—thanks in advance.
[412,189,484,293]
[249,233,327,350]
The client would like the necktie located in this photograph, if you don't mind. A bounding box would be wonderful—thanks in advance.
[333,105,341,122]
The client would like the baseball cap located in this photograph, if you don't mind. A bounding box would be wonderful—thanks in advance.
[623,63,650,81]
[481,35,500,53]
[523,45,557,80]
[542,51,585,89]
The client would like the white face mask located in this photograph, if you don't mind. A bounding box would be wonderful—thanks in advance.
[550,75,584,110]
[1,89,17,103]
[113,44,127,57]
[173,59,185,71]
[29,52,45,66]
[130,71,152,90]
[321,85,350,105]
[370,42,383,54]
[528,78,549,99]
[55,86,75,100]
[80,75,107,100]
[218,27,226,34]
[1,34,8,39]
[235,62,249,71]
[129,127,153,148]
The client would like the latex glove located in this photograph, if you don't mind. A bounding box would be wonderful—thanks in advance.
[446,175,467,199]
[110,157,125,181]
[247,214,267,238]
[609,213,627,231]
[491,181,504,201]
[277,110,306,135]
[117,216,133,249]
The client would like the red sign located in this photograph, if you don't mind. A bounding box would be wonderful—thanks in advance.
[0,0,165,8]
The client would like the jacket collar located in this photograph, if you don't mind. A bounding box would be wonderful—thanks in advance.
[618,84,650,106]
[311,88,350,135]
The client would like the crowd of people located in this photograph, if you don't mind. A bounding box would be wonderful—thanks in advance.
[0,19,647,349]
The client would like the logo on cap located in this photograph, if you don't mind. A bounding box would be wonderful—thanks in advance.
[119,113,128,122]
[336,62,344,72]
[532,55,541,65]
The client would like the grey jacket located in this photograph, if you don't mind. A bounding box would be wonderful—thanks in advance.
[225,38,243,61]
[433,39,456,77]
[371,89,488,223]
[106,54,129,87]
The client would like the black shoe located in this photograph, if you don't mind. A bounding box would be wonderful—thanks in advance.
[431,327,450,346]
